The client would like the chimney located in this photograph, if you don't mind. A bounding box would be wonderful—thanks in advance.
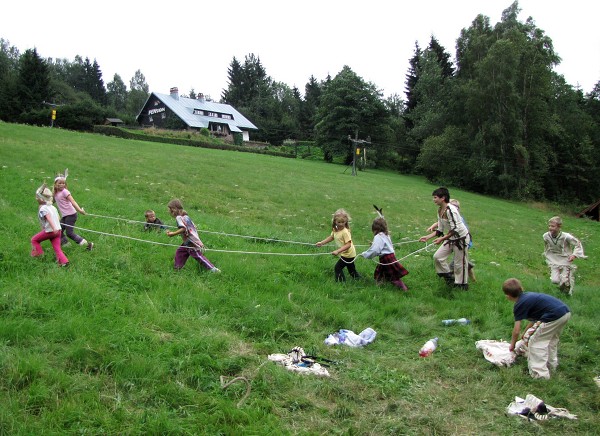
[169,87,179,100]
[197,93,205,102]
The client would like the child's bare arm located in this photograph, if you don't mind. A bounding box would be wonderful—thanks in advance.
[316,235,334,246]
[332,241,352,256]
[167,228,185,237]
[419,231,437,242]
[509,320,522,352]
[45,216,60,233]
[426,222,438,232]
[67,194,86,215]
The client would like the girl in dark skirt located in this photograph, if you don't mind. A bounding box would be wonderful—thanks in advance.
[360,217,409,291]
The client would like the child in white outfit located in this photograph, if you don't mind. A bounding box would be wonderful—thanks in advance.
[543,216,586,295]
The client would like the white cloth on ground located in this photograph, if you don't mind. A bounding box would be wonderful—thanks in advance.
[268,346,330,377]
[324,328,377,347]
[475,340,522,367]
[507,394,577,420]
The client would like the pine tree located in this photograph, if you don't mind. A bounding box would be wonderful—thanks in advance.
[17,48,52,112]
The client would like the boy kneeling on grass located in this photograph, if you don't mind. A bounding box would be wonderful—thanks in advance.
[503,278,571,380]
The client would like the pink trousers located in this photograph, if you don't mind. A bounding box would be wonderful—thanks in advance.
[31,230,69,265]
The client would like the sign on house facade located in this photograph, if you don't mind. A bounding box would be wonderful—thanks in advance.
[136,87,258,142]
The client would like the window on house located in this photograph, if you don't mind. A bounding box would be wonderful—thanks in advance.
[193,109,204,115]
[222,114,233,120]
[208,112,218,117]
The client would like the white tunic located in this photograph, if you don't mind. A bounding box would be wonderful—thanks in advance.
[438,204,469,240]
[543,231,586,266]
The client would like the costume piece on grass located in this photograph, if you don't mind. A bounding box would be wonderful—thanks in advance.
[475,340,518,367]
[475,323,541,367]
[268,346,330,377]
[507,394,577,421]
[324,327,377,347]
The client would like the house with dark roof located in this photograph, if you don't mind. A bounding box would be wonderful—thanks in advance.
[136,87,258,142]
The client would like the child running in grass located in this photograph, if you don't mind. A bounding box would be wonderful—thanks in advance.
[543,216,586,295]
[31,183,69,267]
[166,199,220,273]
[360,217,409,291]
[53,169,94,250]
[316,208,361,282]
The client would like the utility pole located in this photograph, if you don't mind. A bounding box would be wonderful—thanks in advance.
[347,132,372,176]
[43,101,59,128]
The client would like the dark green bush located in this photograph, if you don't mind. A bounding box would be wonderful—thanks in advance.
[92,126,296,159]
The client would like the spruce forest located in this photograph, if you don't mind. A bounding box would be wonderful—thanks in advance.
[1,1,599,206]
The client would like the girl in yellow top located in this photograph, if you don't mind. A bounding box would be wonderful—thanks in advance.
[316,208,361,282]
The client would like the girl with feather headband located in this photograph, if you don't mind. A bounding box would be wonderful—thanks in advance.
[360,207,409,291]
[31,183,69,266]
[53,169,94,250]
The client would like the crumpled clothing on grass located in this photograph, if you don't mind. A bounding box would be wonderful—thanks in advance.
[324,327,377,347]
[475,324,540,367]
[507,394,577,421]
[268,346,330,377]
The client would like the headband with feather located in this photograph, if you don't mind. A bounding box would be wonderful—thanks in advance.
[373,204,384,219]
[54,168,68,182]
[36,182,53,205]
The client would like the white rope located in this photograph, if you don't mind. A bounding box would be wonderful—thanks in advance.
[86,213,177,229]
[374,244,433,265]
[337,242,432,265]
[61,224,332,257]
[86,213,317,246]
[87,213,426,249]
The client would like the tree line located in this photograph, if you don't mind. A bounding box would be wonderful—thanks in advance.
[1,1,599,205]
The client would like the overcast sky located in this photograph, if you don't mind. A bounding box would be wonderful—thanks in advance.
[2,0,599,101]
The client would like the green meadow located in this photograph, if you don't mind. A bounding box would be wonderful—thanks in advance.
[0,122,598,435]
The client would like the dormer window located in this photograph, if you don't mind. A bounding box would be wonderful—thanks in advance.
[193,109,204,115]
[222,114,233,120]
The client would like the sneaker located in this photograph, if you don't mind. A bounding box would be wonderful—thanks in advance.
[393,280,409,292]
[86,242,94,251]
[210,267,221,273]
[59,262,70,268]
[453,283,469,291]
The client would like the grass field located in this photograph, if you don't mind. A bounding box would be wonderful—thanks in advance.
[0,122,598,435]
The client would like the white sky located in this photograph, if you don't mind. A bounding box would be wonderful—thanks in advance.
[2,1,599,101]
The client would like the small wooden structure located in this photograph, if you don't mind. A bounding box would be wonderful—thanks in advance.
[105,118,124,126]
[576,199,600,221]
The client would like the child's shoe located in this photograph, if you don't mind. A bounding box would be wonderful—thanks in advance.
[210,267,221,273]
[86,242,94,251]
[392,279,409,291]
[59,262,70,268]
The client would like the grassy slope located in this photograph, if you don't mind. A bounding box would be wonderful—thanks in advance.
[0,122,598,435]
